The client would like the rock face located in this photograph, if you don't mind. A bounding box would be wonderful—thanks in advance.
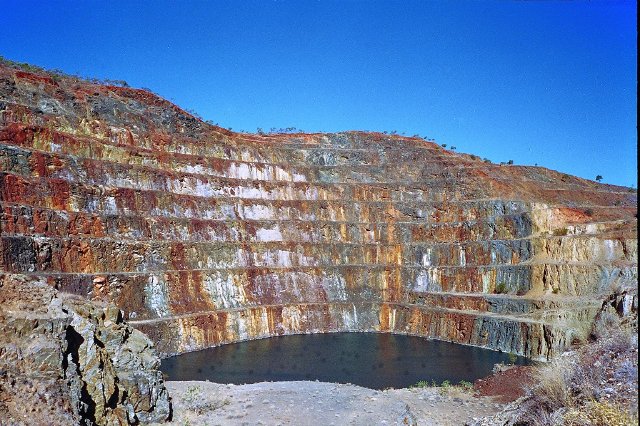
[0,274,171,424]
[0,61,637,367]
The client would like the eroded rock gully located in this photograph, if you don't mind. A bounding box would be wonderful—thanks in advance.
[0,274,171,424]
[0,62,637,382]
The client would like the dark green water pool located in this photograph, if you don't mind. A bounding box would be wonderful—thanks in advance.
[161,333,532,390]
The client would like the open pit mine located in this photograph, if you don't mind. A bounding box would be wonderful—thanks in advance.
[0,62,637,424]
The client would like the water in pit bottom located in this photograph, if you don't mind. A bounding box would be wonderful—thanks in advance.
[160,332,532,390]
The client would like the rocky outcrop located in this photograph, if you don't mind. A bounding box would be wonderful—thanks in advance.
[0,274,171,425]
[0,61,637,366]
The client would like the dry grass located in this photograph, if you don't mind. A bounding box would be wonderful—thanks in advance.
[564,401,637,426]
[508,305,638,426]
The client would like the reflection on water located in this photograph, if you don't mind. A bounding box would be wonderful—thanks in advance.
[161,333,531,390]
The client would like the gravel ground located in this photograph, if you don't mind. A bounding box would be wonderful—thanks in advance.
[153,380,507,426]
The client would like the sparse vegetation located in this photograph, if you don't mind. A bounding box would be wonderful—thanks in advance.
[409,380,430,389]
[495,282,509,294]
[596,175,603,182]
[458,380,473,391]
[262,127,301,134]
[185,108,204,120]
[409,378,472,393]
[0,55,48,73]
[0,55,130,87]
[553,227,569,236]
[181,384,231,415]
[507,159,514,165]
[563,400,637,426]
[500,301,638,425]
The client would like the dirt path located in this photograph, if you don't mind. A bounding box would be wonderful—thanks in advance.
[154,380,506,426]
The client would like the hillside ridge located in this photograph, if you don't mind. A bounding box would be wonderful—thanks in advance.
[0,60,636,368]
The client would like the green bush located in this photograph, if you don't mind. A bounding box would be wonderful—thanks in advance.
[458,380,473,391]
[495,282,509,294]
[409,380,430,389]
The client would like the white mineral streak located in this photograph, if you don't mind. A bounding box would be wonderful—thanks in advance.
[322,273,348,301]
[181,164,205,174]
[422,248,432,266]
[277,250,292,267]
[305,186,319,200]
[103,196,117,214]
[530,203,553,232]
[240,186,270,199]
[144,275,169,317]
[363,228,376,243]
[585,223,598,234]
[203,273,247,309]
[236,315,248,340]
[242,309,269,337]
[292,172,307,182]
[49,141,62,153]
[252,249,302,268]
[389,308,397,330]
[413,268,442,292]
[228,162,252,180]
[459,246,466,266]
[482,271,492,294]
[621,293,635,315]
[243,204,275,220]
[281,305,302,331]
[165,177,216,197]
[177,320,206,353]
[342,304,359,330]
[256,225,283,242]
[236,248,249,268]
[219,203,237,220]
[602,240,617,261]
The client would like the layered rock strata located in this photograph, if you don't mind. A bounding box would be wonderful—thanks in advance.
[0,63,637,365]
[0,274,171,425]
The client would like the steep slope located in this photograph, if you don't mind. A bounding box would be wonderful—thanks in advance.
[0,274,171,424]
[0,62,636,362]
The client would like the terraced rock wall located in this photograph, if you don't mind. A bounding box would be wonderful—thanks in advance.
[1,64,637,361]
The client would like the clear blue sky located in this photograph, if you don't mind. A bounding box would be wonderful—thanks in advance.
[1,0,636,186]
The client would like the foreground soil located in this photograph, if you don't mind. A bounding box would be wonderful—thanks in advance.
[474,365,536,403]
[154,379,511,426]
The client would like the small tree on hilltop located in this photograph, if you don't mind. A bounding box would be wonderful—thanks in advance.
[595,175,603,182]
